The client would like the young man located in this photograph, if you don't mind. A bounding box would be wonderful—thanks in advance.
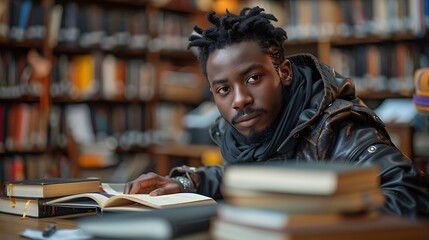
[125,6,429,217]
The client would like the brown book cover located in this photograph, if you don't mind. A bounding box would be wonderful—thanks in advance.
[216,204,380,230]
[212,213,429,240]
[223,162,380,196]
[222,187,385,214]
[4,177,101,198]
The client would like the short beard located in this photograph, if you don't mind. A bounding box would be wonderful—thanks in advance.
[232,86,287,145]
[239,121,278,145]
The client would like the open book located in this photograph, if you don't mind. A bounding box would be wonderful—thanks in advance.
[46,183,216,212]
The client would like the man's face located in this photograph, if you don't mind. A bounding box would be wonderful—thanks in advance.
[206,41,289,137]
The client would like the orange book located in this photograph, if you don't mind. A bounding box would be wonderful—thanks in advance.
[11,156,25,181]
[70,55,95,98]
[115,59,126,99]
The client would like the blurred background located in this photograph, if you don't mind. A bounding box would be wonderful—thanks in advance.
[0,0,428,186]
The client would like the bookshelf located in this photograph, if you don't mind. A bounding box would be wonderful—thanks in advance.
[0,0,216,184]
[254,0,429,164]
[1,0,428,184]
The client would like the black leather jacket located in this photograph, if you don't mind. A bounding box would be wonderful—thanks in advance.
[195,54,429,218]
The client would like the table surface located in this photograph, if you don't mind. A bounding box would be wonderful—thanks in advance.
[1,211,429,240]
[0,212,90,239]
[0,212,210,240]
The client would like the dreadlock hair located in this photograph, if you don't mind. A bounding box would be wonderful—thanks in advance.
[188,6,288,80]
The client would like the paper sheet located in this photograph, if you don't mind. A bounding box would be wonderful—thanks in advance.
[21,228,91,240]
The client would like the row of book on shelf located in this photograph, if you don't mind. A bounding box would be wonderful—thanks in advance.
[0,51,157,100]
[329,42,429,94]
[0,0,194,51]
[0,50,205,102]
[0,103,48,152]
[2,43,425,101]
[0,153,69,183]
[0,102,150,152]
[0,0,45,42]
[3,0,429,50]
[0,150,153,184]
[279,0,429,40]
[0,161,428,239]
[0,102,207,154]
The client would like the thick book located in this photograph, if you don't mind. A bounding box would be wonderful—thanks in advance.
[223,162,380,195]
[211,213,429,240]
[78,204,217,239]
[216,204,379,231]
[0,196,94,218]
[221,187,385,214]
[3,177,101,198]
[46,192,216,212]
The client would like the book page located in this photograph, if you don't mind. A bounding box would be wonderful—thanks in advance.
[104,193,216,209]
[101,183,125,195]
[46,193,111,208]
[101,205,152,212]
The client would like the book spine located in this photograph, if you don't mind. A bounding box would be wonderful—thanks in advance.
[0,198,95,218]
[38,202,95,218]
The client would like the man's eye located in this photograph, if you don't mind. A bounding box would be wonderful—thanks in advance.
[216,86,230,95]
[247,75,261,83]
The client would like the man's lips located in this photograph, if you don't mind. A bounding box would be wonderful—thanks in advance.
[233,112,263,127]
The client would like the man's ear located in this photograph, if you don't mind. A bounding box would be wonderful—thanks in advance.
[279,60,292,87]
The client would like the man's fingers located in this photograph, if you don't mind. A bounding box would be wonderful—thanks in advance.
[128,182,142,194]
[124,172,182,195]
[123,183,131,194]
[149,183,182,196]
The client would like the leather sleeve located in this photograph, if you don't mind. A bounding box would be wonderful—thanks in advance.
[354,142,429,218]
[310,101,429,218]
[323,109,429,218]
[195,165,225,200]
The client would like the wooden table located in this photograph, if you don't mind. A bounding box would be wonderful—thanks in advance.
[0,212,209,240]
[1,211,428,240]
[0,212,86,239]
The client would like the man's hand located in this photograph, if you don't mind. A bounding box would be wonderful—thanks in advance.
[123,172,183,196]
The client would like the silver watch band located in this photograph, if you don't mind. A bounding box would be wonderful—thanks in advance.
[173,176,196,193]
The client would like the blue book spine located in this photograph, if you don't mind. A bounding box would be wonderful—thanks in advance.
[16,0,33,41]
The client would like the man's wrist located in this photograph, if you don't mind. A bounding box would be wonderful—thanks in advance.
[169,165,201,192]
[173,176,196,193]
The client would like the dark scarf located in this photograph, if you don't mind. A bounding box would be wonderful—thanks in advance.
[220,63,323,164]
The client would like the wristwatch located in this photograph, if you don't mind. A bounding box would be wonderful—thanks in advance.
[169,165,201,193]
[173,176,196,193]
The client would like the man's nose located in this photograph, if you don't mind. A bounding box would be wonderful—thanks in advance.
[232,85,253,110]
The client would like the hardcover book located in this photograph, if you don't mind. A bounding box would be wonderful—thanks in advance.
[223,162,380,195]
[221,187,385,214]
[211,213,429,240]
[3,177,101,198]
[216,204,379,230]
[0,196,94,218]
[78,204,217,239]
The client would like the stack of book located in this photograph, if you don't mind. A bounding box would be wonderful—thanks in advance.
[0,177,101,218]
[211,162,429,239]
